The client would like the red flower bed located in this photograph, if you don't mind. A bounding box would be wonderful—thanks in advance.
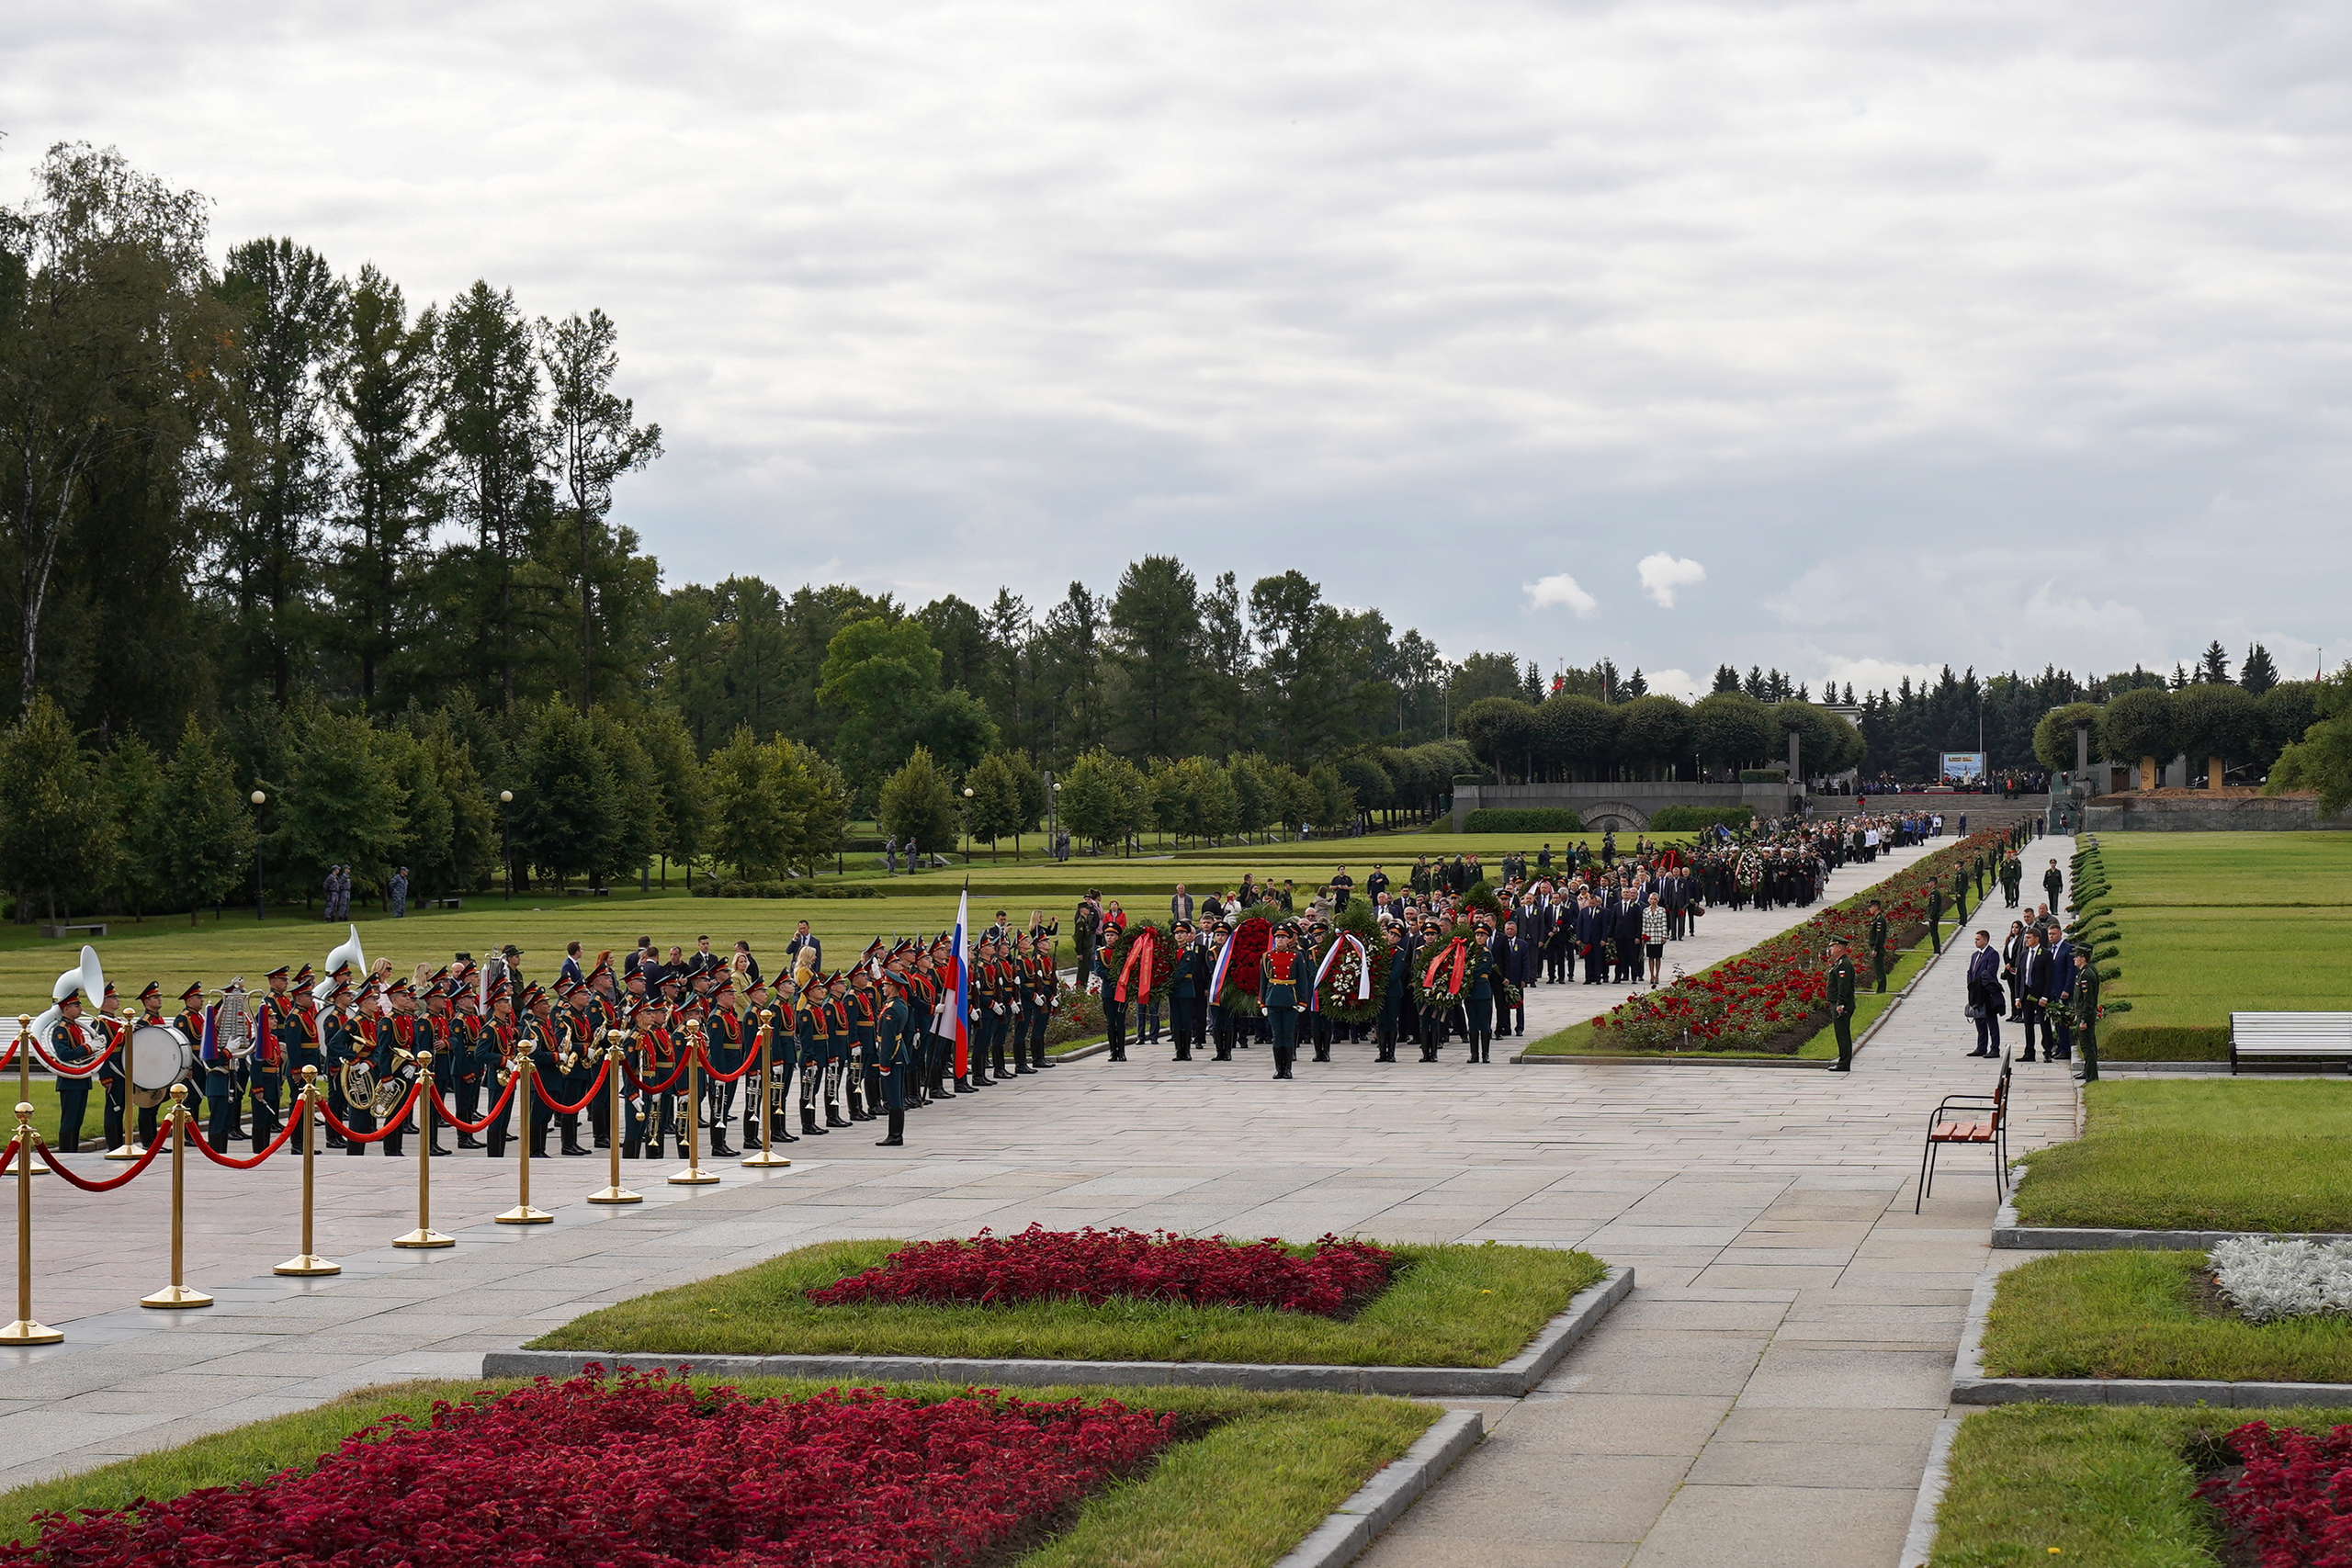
[1592,830,1999,1053]
[808,1224,1396,1316]
[4,1370,1177,1568]
[2201,1419,2352,1566]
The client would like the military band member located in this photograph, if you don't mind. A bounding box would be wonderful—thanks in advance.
[849,966,882,1117]
[1169,922,1202,1062]
[798,979,832,1134]
[99,981,149,1152]
[701,976,745,1158]
[47,991,96,1153]
[875,972,911,1147]
[481,981,518,1157]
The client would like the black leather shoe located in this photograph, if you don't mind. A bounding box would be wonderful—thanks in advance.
[458,1135,483,1149]
[708,1138,738,1157]
[429,1142,451,1156]
[560,1141,590,1156]
[876,1134,904,1146]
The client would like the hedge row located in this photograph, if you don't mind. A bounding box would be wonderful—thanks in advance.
[1461,807,1585,833]
[694,881,884,900]
[1647,806,1754,831]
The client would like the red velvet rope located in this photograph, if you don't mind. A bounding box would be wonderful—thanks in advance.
[424,1071,519,1134]
[695,1041,762,1083]
[316,1078,425,1143]
[620,1055,689,1096]
[30,1134,166,1190]
[530,1057,612,1115]
[0,1136,13,1172]
[186,1111,302,1170]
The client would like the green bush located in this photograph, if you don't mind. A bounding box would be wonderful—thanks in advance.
[1461,807,1584,833]
[1736,769,1786,784]
[1646,806,1754,831]
[2099,1022,2222,1059]
[695,880,883,900]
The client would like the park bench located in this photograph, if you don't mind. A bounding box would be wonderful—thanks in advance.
[1917,1057,2012,1213]
[419,897,463,911]
[38,922,106,940]
[2230,1012,2352,1075]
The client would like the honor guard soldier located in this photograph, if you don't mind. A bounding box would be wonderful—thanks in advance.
[798,978,833,1134]
[96,981,139,1152]
[701,976,745,1157]
[1865,901,1890,994]
[449,982,488,1149]
[875,970,911,1146]
[1169,923,1202,1062]
[557,983,597,1156]
[1826,938,1858,1072]
[848,966,883,1117]
[524,987,564,1158]
[175,983,212,1138]
[749,979,798,1147]
[481,980,518,1156]
[324,981,372,1154]
[195,983,241,1150]
[1261,927,1304,1079]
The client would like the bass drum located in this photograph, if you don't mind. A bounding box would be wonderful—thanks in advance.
[129,1022,193,1109]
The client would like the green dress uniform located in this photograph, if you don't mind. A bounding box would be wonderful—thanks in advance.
[1260,948,1303,1079]
[2071,962,2101,1082]
[1867,913,1890,993]
[1827,953,1858,1071]
[1927,886,1944,954]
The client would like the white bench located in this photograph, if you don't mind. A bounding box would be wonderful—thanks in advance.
[2231,1012,2352,1074]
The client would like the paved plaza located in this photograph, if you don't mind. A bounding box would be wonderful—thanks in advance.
[3,833,2079,1566]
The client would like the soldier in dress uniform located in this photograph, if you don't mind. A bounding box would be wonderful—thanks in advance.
[1826,938,1858,1072]
[374,978,423,1156]
[701,975,745,1158]
[875,970,911,1147]
[1462,932,1499,1065]
[325,981,374,1155]
[1866,901,1890,994]
[450,982,488,1149]
[47,990,96,1152]
[1261,926,1304,1080]
[526,987,565,1158]
[849,964,884,1115]
[748,978,799,1148]
[195,983,241,1150]
[2071,948,2101,1084]
[798,977,834,1134]
[482,980,518,1157]
[96,981,139,1152]
[1169,922,1203,1062]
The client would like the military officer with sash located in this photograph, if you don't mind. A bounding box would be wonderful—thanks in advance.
[1261,926,1304,1080]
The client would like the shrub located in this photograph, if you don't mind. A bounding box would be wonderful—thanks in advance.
[1461,807,1584,833]
[2201,1420,2352,1563]
[1737,769,1786,783]
[1646,806,1754,831]
[695,880,882,899]
[0,1369,1179,1568]
[807,1224,1397,1316]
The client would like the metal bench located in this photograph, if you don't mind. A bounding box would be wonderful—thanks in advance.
[1917,1057,2012,1213]
[2230,1012,2352,1075]
[38,922,106,940]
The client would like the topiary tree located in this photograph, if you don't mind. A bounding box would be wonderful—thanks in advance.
[2258,681,2322,761]
[1532,693,1617,781]
[2032,702,2105,774]
[2098,686,2175,791]
[2171,682,2263,789]
[1690,691,1775,777]
[1614,694,1690,780]
[1455,696,1535,782]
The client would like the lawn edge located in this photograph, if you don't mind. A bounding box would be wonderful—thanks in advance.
[1991,1193,2352,1251]
[1269,1408,1483,1568]
[485,1265,1633,1395]
[1951,1255,2352,1407]
[1895,1414,1961,1568]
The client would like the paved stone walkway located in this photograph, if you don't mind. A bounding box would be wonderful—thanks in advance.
[1,834,2081,1568]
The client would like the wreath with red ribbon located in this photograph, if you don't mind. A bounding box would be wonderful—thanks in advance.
[1311,930,1389,1022]
[1214,914,1274,1016]
[1410,924,1481,1012]
[1102,920,1174,1004]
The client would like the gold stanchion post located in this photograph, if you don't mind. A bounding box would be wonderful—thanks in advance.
[14,1016,47,1179]
[588,1032,641,1204]
[394,1050,453,1247]
[741,1006,790,1169]
[0,1100,60,1343]
[106,1006,144,1161]
[670,1020,718,1186]
[276,1067,338,1276]
[141,1085,212,1308]
[496,1049,550,1224]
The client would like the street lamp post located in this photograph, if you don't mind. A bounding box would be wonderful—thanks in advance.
[500,791,514,901]
[250,792,266,920]
[961,785,974,861]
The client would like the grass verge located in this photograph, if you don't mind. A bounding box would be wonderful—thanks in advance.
[1928,1402,2352,1565]
[0,1376,1438,1568]
[528,1238,1605,1366]
[1982,1250,2352,1382]
[2013,1080,2352,1234]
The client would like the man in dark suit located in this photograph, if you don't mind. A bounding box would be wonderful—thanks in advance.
[1497,919,1535,1035]
[2018,928,2056,1063]
[785,922,822,975]
[1965,931,2004,1057]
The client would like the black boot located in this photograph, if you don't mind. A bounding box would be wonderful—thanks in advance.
[708,1134,737,1156]
[560,1136,590,1156]
[804,1105,829,1135]
[876,1110,905,1147]
[622,1139,640,1159]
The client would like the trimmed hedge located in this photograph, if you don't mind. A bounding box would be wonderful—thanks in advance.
[695,881,883,899]
[1737,769,1786,783]
[1461,807,1585,833]
[1647,806,1754,831]
[2102,1023,2227,1062]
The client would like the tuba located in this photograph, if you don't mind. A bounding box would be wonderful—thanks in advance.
[28,944,105,1044]
[315,926,367,1005]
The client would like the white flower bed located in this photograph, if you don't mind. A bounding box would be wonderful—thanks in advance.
[2211,1236,2352,1324]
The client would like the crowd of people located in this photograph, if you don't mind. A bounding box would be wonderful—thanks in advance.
[1962,852,2100,1075]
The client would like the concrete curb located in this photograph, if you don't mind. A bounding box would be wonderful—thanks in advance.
[1991,1195,2352,1251]
[483,1266,1634,1396]
[1897,1416,1962,1568]
[1269,1409,1485,1568]
[1950,1254,2352,1406]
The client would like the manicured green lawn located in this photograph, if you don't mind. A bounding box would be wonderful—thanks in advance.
[1982,1249,2352,1382]
[0,1376,1438,1568]
[2013,1080,2352,1234]
[1932,1403,2352,1566]
[530,1238,1606,1367]
[2084,832,2352,1056]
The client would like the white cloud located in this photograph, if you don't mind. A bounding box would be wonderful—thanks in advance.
[1637,553,1707,609]
[1817,657,1942,696]
[1524,573,1599,616]
[1642,667,1707,701]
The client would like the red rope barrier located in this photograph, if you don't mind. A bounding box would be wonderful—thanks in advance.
[695,1042,761,1083]
[0,1135,17,1173]
[35,1134,167,1190]
[424,1071,519,1134]
[620,1056,689,1096]
[186,1111,302,1170]
[316,1079,425,1144]
[530,1058,612,1116]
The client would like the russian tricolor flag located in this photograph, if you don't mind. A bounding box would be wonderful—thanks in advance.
[942,885,971,1078]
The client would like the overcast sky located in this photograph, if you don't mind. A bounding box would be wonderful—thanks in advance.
[12,1,2350,699]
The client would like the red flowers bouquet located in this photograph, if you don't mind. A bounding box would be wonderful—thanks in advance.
[808,1224,1396,1317]
[0,1369,1178,1568]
